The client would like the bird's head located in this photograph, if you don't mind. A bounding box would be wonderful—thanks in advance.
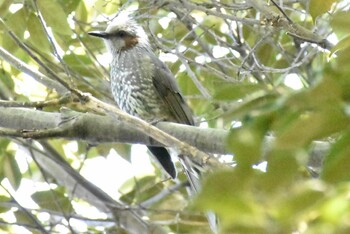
[89,15,150,54]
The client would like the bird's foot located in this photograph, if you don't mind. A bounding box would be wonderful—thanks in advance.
[149,118,166,125]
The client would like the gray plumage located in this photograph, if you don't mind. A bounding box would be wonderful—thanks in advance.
[88,15,194,179]
[89,14,218,233]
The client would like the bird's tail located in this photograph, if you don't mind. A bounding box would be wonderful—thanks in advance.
[147,146,177,179]
[147,147,218,233]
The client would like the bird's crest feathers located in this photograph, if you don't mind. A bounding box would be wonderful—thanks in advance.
[105,13,150,50]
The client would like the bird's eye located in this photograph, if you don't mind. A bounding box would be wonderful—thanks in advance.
[115,31,127,38]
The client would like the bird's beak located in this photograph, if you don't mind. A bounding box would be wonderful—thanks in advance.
[88,31,110,38]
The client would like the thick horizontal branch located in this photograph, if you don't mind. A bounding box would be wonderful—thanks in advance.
[0,107,226,153]
[0,107,327,169]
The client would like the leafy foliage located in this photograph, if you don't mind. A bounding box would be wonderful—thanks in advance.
[0,0,350,233]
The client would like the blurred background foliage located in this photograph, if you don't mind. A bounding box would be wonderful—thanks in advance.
[1,0,350,233]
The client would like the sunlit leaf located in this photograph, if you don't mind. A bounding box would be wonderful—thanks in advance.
[93,0,120,15]
[331,11,350,38]
[177,71,200,96]
[27,13,51,53]
[319,190,350,224]
[213,83,268,101]
[63,53,94,76]
[227,115,271,167]
[1,8,28,53]
[222,93,278,120]
[0,71,14,96]
[3,152,21,190]
[37,0,71,35]
[57,0,81,14]
[195,169,266,231]
[75,1,88,23]
[14,210,38,228]
[119,176,164,204]
[262,149,300,191]
[0,195,11,213]
[330,35,350,56]
[0,0,12,17]
[257,43,275,66]
[321,133,350,183]
[272,182,325,222]
[31,188,73,213]
[309,0,336,22]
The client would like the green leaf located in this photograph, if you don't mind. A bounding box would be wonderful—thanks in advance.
[0,139,10,154]
[271,181,325,224]
[31,189,73,213]
[0,8,29,53]
[273,76,347,149]
[274,107,348,149]
[0,0,12,18]
[331,11,350,39]
[75,1,88,23]
[195,169,265,231]
[14,210,38,228]
[177,71,200,96]
[57,0,80,15]
[227,115,271,167]
[309,0,336,22]
[119,176,164,204]
[27,13,51,53]
[262,149,300,191]
[109,144,132,159]
[37,0,71,35]
[257,43,275,66]
[93,0,120,15]
[330,34,350,56]
[222,92,278,120]
[3,152,21,190]
[319,190,350,223]
[201,15,225,44]
[162,20,188,41]
[321,133,350,183]
[0,195,11,213]
[63,53,94,76]
[0,69,15,91]
[213,83,268,101]
[331,46,350,74]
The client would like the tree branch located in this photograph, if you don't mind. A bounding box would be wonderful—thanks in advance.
[0,107,327,170]
[246,0,333,49]
[0,46,67,94]
[21,140,167,234]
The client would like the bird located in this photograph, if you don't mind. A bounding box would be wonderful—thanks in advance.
[88,15,195,180]
[89,14,218,233]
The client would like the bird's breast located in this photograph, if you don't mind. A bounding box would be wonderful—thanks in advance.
[109,50,170,121]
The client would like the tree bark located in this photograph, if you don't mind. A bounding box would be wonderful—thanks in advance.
[0,107,327,169]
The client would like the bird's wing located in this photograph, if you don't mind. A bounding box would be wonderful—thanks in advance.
[151,55,203,189]
[151,55,219,233]
[150,56,194,126]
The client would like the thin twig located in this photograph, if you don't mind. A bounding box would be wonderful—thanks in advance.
[1,185,49,234]
[270,0,293,23]
[0,46,67,93]
[32,0,73,80]
[0,94,73,108]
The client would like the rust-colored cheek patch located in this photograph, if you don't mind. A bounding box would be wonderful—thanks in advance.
[123,36,139,50]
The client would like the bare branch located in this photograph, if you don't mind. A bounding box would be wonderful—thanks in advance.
[246,0,333,49]
[0,46,67,94]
